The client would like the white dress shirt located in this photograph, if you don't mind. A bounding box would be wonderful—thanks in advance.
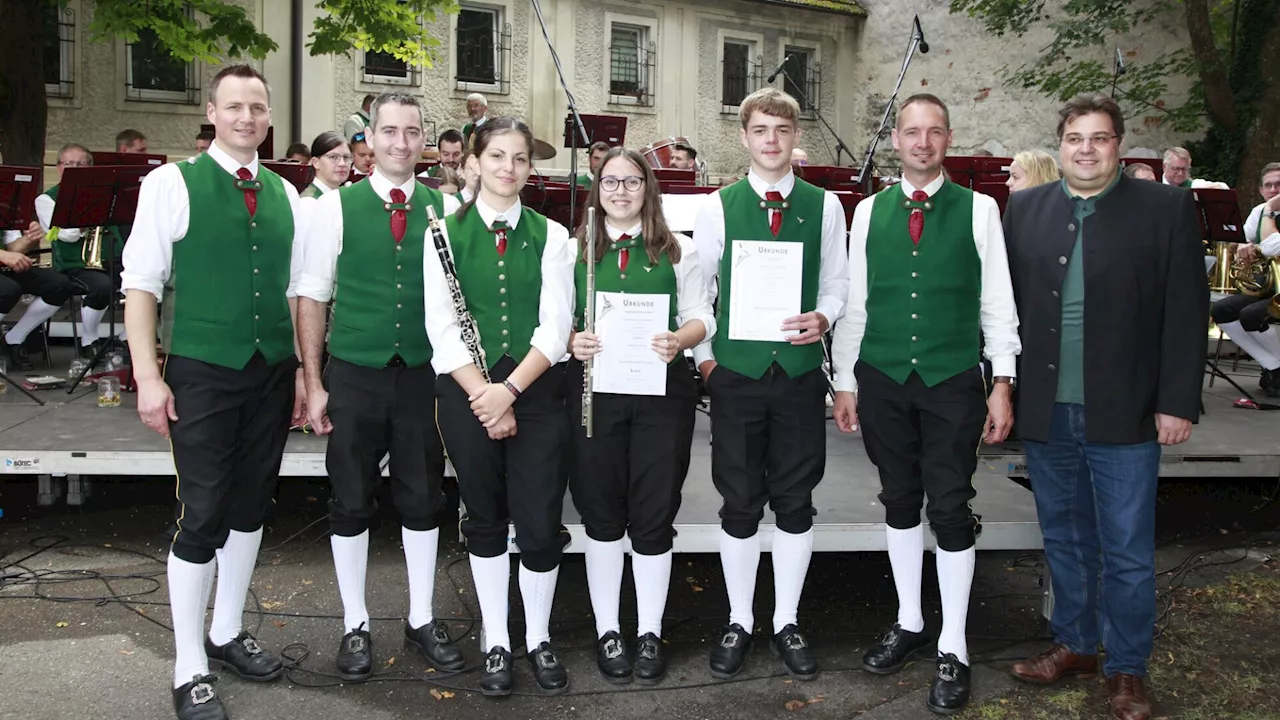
[603,221,717,341]
[35,192,81,243]
[297,169,461,303]
[423,196,575,375]
[120,140,306,301]
[831,173,1021,393]
[689,169,850,367]
[1244,202,1280,256]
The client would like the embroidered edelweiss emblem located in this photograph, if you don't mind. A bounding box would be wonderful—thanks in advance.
[485,653,506,674]
[347,635,366,653]
[797,217,805,223]
[190,683,215,705]
[241,637,263,655]
[536,650,559,669]
[643,265,653,272]
[720,631,741,649]
[603,638,624,659]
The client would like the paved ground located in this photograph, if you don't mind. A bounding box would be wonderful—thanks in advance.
[1,475,1277,720]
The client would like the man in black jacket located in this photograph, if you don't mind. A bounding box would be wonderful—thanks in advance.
[1001,93,1206,720]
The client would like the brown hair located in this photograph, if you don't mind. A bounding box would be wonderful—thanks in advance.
[897,93,950,130]
[209,64,271,105]
[456,116,535,220]
[738,87,801,129]
[114,128,146,150]
[57,143,93,165]
[575,147,682,266]
[588,141,611,154]
[369,91,423,131]
[1056,93,1125,142]
[1260,162,1280,184]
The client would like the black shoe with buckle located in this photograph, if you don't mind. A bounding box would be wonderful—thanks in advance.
[708,623,753,679]
[862,623,933,675]
[926,653,972,715]
[771,624,818,681]
[526,641,569,694]
[2,337,32,372]
[478,647,513,697]
[205,631,283,682]
[172,675,228,720]
[404,619,465,672]
[595,630,632,684]
[335,624,373,681]
[634,632,666,685]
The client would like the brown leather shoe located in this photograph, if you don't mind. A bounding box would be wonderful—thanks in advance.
[1107,673,1151,720]
[1009,643,1098,685]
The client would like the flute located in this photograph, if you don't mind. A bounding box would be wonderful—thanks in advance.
[581,207,596,438]
[426,205,490,382]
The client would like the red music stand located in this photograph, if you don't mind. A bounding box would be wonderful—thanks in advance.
[564,114,627,148]
[831,191,866,231]
[521,182,590,230]
[419,176,442,190]
[200,124,274,160]
[653,168,697,188]
[261,162,315,194]
[91,151,167,168]
[944,155,1012,189]
[976,181,1012,215]
[797,165,861,190]
[661,185,717,195]
[1194,188,1245,243]
[0,165,43,230]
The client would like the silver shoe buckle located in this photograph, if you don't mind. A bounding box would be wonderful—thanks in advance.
[485,653,506,674]
[347,635,366,653]
[720,631,740,649]
[537,650,559,669]
[603,638,624,660]
[240,637,262,655]
[190,683,215,705]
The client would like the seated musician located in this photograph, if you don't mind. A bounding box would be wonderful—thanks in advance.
[1124,163,1157,181]
[116,128,148,154]
[462,93,489,147]
[669,141,698,170]
[303,131,353,199]
[424,130,465,178]
[284,143,310,163]
[790,148,808,167]
[1,223,74,371]
[37,143,127,359]
[195,130,214,155]
[343,94,376,144]
[576,141,610,188]
[1211,161,1280,396]
[350,132,376,178]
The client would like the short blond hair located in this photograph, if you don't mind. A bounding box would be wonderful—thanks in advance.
[1012,150,1060,187]
[1163,147,1191,164]
[739,87,800,129]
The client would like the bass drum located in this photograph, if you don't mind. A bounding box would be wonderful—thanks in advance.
[641,136,690,169]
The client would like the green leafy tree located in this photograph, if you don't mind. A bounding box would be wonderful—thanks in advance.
[949,0,1280,201]
[0,0,455,167]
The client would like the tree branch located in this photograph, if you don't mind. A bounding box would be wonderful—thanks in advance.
[1185,0,1237,130]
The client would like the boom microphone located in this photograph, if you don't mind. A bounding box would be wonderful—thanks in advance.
[767,54,794,83]
[914,15,930,54]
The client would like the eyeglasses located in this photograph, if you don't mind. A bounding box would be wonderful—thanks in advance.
[599,175,644,192]
[1062,134,1118,148]
[322,153,354,164]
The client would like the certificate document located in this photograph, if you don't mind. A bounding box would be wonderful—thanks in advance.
[727,240,803,342]
[591,291,669,396]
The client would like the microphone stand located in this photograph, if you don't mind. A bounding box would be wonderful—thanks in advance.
[529,0,589,232]
[856,21,926,192]
[775,67,854,167]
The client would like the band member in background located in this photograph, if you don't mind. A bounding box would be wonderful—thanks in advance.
[117,128,149,154]
[37,143,126,359]
[1003,93,1206,720]
[1161,147,1193,187]
[567,147,714,685]
[789,148,809,167]
[457,151,479,204]
[436,165,463,196]
[350,132,376,178]
[426,130,465,178]
[462,93,489,147]
[423,117,576,697]
[302,132,352,200]
[669,141,698,170]
[298,92,463,682]
[1211,161,1280,395]
[283,143,310,163]
[1123,163,1157,181]
[577,142,610,188]
[832,93,1021,715]
[121,65,307,720]
[692,87,849,683]
[195,131,215,155]
[1,222,73,371]
[343,94,376,143]
[1006,150,1061,192]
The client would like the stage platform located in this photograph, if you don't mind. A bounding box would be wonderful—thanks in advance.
[2,373,1278,554]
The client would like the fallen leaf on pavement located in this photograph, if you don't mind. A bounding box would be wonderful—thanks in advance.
[430,689,443,700]
[785,699,806,711]
[387,656,396,666]
[55,621,69,628]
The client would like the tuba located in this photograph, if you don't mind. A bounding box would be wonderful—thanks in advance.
[82,227,106,270]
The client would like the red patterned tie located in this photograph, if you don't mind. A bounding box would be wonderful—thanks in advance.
[908,189,927,245]
[490,219,509,256]
[765,191,784,237]
[617,233,630,271]
[236,168,257,217]
[389,188,407,243]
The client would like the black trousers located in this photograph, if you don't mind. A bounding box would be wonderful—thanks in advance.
[167,352,296,564]
[1212,292,1276,332]
[65,266,122,311]
[0,266,74,314]
[565,358,698,555]
[436,355,569,572]
[707,363,827,538]
[325,357,445,536]
[855,360,986,552]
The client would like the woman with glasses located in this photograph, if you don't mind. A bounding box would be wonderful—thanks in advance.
[304,131,352,199]
[567,147,714,685]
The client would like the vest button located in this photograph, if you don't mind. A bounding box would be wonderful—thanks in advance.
[498,274,505,280]
[395,342,401,348]
[1059,256,1068,265]
[501,315,507,322]
[500,301,507,308]
[502,342,509,349]
[254,315,259,320]
[499,287,506,294]
[912,251,918,257]
[1052,290,1059,298]
[396,265,401,271]
[397,303,403,309]
[620,274,626,280]
[255,338,260,343]
[498,260,505,267]
[911,358,918,365]
[772,350,778,356]
[252,246,258,252]
[250,222,257,229]
[912,336,918,342]
[395,323,401,329]
[397,283,402,289]
[1050,328,1057,334]
[911,292,918,299]
[254,292,261,298]
[1048,364,1056,371]
[911,313,918,319]
[253,268,259,274]
[912,272,919,278]
[396,246,402,252]
[502,329,509,336]
[1068,223,1076,232]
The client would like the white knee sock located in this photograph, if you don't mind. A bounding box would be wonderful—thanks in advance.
[935,546,976,665]
[886,525,925,633]
[519,563,560,652]
[771,528,814,635]
[632,550,672,638]
[1252,327,1280,371]
[169,553,216,688]
[1221,321,1280,370]
[80,306,106,346]
[4,299,60,345]
[584,537,625,637]
[207,528,263,646]
[719,530,761,633]
[403,527,440,629]
[330,531,370,633]
[469,553,511,652]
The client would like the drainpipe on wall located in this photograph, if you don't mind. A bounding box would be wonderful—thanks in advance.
[290,0,303,144]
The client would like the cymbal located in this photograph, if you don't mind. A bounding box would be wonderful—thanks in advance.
[532,138,557,161]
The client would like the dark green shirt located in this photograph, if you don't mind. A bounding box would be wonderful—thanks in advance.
[1056,170,1121,404]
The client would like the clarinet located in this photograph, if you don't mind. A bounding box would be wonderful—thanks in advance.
[426,206,490,382]
[581,207,597,438]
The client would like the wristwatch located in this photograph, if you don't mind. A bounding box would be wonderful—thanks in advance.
[1265,210,1280,220]
[993,376,1016,388]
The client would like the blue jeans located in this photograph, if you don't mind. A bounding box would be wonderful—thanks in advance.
[1024,403,1160,677]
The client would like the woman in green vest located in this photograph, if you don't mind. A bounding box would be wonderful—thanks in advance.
[567,147,714,685]
[422,116,577,698]
[303,131,351,200]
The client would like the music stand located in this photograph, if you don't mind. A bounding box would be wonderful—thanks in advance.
[652,168,698,188]
[261,162,315,194]
[563,114,627,148]
[91,151,167,168]
[51,165,153,393]
[200,124,274,160]
[0,166,47,404]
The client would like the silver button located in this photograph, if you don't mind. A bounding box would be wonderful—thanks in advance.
[911,292,918,299]
[498,274,505,280]
[252,245,258,252]
[396,283,402,289]
[250,222,257,229]
[911,336,918,342]
[911,313,918,319]
[395,342,400,348]
[502,342,509,349]
[1068,223,1076,231]
[912,251,918,257]
[620,274,627,279]
[254,292,260,298]
[253,268,259,275]
[500,301,507,308]
[397,303,402,309]
[1048,364,1056,371]
[396,246,402,252]
[1050,328,1057,334]
[501,329,508,336]
[911,358,918,365]
[499,287,506,294]
[772,350,778,356]
[500,315,508,322]
[255,338,260,343]
[396,265,402,271]
[1059,256,1068,265]
[395,323,401,329]
[911,272,919,278]
[498,260,505,267]
[1052,290,1059,298]
[254,315,259,320]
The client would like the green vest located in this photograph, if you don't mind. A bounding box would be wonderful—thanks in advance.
[446,206,549,368]
[860,181,981,386]
[711,178,824,379]
[301,183,324,199]
[42,185,125,272]
[575,174,592,189]
[574,233,679,333]
[161,155,295,370]
[329,180,443,369]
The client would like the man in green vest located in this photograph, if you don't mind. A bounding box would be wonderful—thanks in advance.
[1,222,73,371]
[122,64,309,720]
[424,129,465,179]
[343,94,376,144]
[462,92,489,148]
[691,87,849,683]
[830,93,1021,716]
[576,141,610,188]
[297,91,463,683]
